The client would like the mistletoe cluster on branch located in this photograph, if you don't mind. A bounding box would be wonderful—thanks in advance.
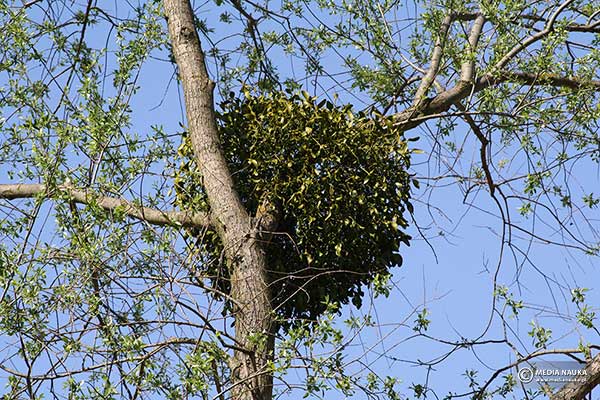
[174,90,415,326]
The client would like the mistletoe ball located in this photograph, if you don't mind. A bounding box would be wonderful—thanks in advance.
[175,91,415,327]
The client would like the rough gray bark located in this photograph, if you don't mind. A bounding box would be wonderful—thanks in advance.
[163,1,274,400]
[551,354,600,400]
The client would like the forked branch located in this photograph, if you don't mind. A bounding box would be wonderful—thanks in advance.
[413,14,453,107]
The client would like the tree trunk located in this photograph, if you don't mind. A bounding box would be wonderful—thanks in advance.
[551,354,600,400]
[163,1,274,399]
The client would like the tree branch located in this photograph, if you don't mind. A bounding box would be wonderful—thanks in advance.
[474,347,598,399]
[509,12,600,33]
[413,14,453,107]
[164,0,250,237]
[495,71,600,89]
[0,183,211,228]
[455,102,495,195]
[566,19,600,33]
[493,0,574,71]
[164,1,274,399]
[392,1,598,135]
[551,353,600,400]
[393,71,600,132]
[459,14,486,82]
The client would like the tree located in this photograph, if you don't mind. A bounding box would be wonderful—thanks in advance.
[0,0,598,399]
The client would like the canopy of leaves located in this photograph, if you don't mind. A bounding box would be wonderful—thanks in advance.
[175,91,414,325]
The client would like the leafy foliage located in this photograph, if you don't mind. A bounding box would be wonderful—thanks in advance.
[2,0,599,398]
[175,90,414,325]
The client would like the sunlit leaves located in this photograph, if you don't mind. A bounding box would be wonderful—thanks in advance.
[571,287,597,329]
[494,285,523,316]
[180,341,229,397]
[528,321,552,349]
[413,308,430,332]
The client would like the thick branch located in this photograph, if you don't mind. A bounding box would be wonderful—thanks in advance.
[394,80,473,131]
[459,14,486,82]
[164,2,274,399]
[566,19,600,33]
[393,1,597,134]
[393,71,600,132]
[495,71,600,89]
[164,0,249,237]
[511,13,600,33]
[413,14,453,107]
[0,183,210,228]
[551,353,600,400]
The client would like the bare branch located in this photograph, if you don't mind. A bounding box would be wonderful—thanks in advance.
[393,70,600,132]
[566,19,600,33]
[459,14,486,82]
[510,13,600,32]
[493,0,574,71]
[494,71,600,89]
[20,0,43,8]
[455,102,495,195]
[0,183,211,228]
[475,348,597,398]
[413,14,453,107]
